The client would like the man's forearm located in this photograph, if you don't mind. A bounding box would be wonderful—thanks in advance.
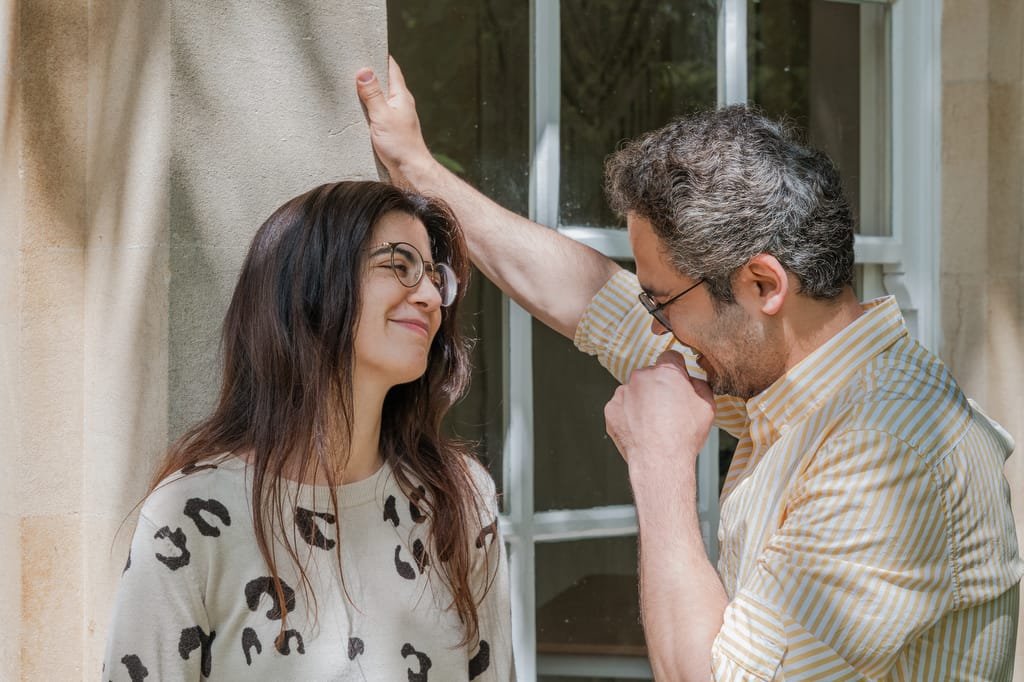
[358,60,621,338]
[399,156,620,339]
[633,469,728,681]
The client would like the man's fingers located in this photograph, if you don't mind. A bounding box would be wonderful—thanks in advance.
[603,392,627,461]
[355,68,387,114]
[655,349,690,373]
[387,55,410,98]
[655,349,715,405]
[690,377,714,405]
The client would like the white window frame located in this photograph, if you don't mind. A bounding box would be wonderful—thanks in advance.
[498,1,940,679]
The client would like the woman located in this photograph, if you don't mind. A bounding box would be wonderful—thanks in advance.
[103,181,512,681]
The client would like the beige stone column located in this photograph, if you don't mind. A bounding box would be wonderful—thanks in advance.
[1,1,385,678]
[942,0,1024,674]
[15,3,90,679]
[986,0,1024,672]
[0,1,22,677]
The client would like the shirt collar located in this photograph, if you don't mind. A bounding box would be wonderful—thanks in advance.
[746,296,909,436]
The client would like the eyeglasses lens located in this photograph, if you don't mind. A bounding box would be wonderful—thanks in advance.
[435,263,457,307]
[391,245,423,288]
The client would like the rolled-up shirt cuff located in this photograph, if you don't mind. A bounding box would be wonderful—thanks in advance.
[711,589,786,681]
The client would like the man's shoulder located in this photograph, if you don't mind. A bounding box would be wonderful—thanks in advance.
[834,341,974,461]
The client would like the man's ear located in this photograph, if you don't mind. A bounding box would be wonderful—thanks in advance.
[735,254,788,315]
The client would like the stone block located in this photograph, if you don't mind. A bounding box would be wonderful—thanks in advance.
[20,515,84,681]
[168,243,244,439]
[83,244,170,517]
[939,274,988,396]
[988,0,1024,84]
[987,83,1024,276]
[83,512,135,681]
[985,274,1024,440]
[19,247,84,510]
[85,1,170,250]
[169,0,386,250]
[0,246,17,342]
[942,0,989,83]
[19,1,88,251]
[0,512,20,682]
[941,82,990,276]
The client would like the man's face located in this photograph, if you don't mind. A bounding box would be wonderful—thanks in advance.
[627,214,785,400]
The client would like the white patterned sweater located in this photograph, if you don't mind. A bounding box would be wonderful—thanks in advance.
[103,455,512,682]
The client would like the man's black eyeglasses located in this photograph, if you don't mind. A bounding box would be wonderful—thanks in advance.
[638,279,705,332]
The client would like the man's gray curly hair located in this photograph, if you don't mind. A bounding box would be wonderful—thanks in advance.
[604,105,854,303]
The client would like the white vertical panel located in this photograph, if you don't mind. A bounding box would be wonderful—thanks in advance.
[718,0,748,106]
[889,0,941,350]
[512,1,561,680]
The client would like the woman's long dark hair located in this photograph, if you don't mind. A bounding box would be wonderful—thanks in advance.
[150,180,490,646]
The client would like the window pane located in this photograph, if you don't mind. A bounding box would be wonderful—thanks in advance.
[536,536,646,658]
[388,0,531,501]
[448,273,505,500]
[748,0,890,236]
[560,0,718,227]
[717,429,738,494]
[854,263,886,300]
[534,261,634,510]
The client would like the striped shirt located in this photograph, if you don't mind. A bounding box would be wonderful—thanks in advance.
[575,269,1023,680]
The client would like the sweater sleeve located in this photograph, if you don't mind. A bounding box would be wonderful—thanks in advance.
[103,512,211,682]
[467,466,514,681]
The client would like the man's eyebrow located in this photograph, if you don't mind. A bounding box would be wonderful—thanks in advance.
[639,281,670,298]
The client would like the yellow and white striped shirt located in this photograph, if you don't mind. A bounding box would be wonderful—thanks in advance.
[575,270,1023,680]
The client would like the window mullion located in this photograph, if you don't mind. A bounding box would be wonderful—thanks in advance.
[889,0,941,349]
[512,2,561,681]
[557,226,631,260]
[718,0,748,106]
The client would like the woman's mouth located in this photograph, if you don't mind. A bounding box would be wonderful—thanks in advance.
[391,318,430,337]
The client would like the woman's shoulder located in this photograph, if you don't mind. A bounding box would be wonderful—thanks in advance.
[459,456,500,529]
[463,456,497,500]
[139,454,249,532]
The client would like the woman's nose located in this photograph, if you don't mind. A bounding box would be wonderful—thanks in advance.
[409,274,442,309]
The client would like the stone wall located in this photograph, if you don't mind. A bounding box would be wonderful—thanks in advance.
[3,0,1024,679]
[0,1,383,678]
[941,0,1024,671]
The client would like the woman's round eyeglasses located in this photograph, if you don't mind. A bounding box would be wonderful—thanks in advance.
[638,278,705,332]
[369,241,458,307]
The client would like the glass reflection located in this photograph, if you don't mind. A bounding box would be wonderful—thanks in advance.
[560,0,718,228]
[536,536,646,657]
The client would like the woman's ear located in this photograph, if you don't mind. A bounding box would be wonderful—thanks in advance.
[735,254,788,315]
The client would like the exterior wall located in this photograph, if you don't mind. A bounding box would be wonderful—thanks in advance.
[0,1,384,678]
[941,0,1024,673]
[4,1,1024,679]
[0,3,21,678]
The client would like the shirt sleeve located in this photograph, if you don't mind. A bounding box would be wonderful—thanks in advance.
[103,512,210,682]
[711,429,953,680]
[573,268,748,435]
[467,466,514,682]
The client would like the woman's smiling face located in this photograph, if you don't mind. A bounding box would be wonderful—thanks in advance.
[354,211,444,388]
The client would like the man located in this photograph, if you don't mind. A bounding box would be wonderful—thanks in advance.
[356,59,1023,680]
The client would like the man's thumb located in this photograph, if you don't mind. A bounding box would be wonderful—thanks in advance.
[356,68,385,111]
[655,349,689,373]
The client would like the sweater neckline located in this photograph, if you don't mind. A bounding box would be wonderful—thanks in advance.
[217,455,394,509]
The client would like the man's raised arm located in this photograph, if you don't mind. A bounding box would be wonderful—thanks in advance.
[356,58,621,339]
